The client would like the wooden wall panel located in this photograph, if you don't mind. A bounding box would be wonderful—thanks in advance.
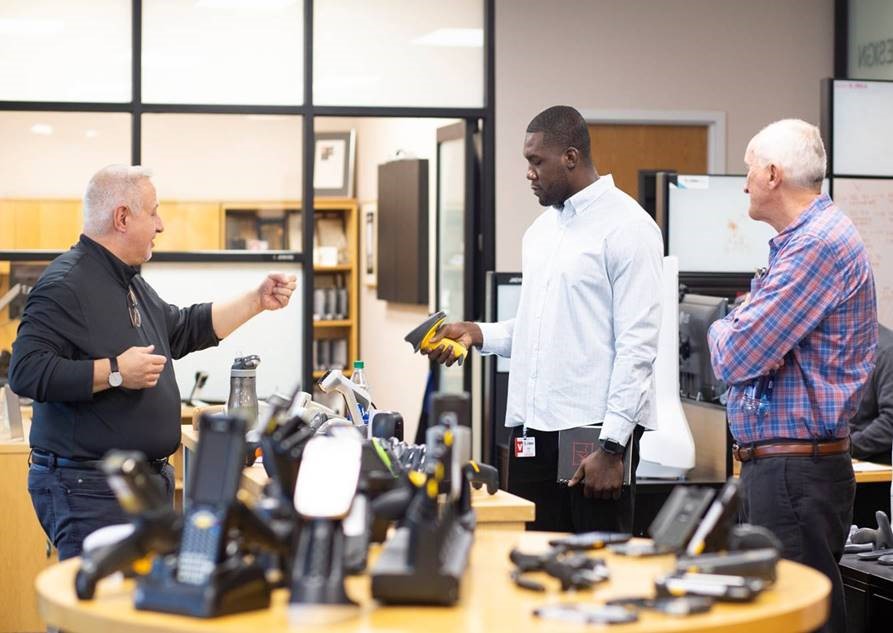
[588,124,708,201]
[12,200,82,250]
[0,200,16,251]
[154,202,222,251]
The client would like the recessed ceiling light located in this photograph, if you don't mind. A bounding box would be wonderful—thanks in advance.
[30,124,53,136]
[196,0,296,9]
[412,28,482,48]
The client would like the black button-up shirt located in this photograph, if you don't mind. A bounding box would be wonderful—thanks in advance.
[9,235,219,459]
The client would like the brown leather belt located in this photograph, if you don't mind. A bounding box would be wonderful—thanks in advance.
[733,437,850,463]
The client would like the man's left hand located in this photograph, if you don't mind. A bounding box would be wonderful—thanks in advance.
[568,449,624,500]
[258,273,297,311]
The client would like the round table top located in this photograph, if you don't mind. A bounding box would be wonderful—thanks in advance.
[36,531,829,633]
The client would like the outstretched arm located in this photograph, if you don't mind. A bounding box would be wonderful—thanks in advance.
[211,273,297,339]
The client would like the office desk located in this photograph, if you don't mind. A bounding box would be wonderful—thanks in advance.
[20,403,199,427]
[636,461,892,536]
[36,530,829,633]
[853,460,893,484]
[851,461,892,530]
[0,420,56,633]
[180,427,536,530]
[840,554,893,633]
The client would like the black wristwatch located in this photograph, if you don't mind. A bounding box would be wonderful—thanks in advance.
[108,356,123,388]
[599,438,625,455]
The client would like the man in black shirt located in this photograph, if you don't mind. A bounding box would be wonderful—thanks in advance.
[850,323,893,464]
[9,165,296,559]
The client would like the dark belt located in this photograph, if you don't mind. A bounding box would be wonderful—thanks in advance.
[733,437,850,463]
[30,449,168,472]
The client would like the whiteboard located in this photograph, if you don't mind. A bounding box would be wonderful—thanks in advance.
[669,175,776,273]
[833,80,893,176]
[669,175,829,273]
[140,259,303,402]
[833,178,893,329]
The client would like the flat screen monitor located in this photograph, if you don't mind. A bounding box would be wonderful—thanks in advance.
[668,175,829,274]
[679,293,727,402]
[495,279,522,374]
[832,79,893,176]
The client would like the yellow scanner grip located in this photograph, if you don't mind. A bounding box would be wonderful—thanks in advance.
[420,327,468,363]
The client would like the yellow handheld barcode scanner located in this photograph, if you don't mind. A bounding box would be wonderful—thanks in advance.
[404,310,468,365]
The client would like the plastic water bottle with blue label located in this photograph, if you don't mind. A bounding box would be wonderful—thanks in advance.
[351,360,371,424]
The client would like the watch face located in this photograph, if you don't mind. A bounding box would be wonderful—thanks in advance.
[109,372,123,388]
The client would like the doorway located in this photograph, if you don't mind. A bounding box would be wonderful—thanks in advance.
[588,124,708,201]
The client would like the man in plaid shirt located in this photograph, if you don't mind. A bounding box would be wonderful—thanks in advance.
[709,119,877,633]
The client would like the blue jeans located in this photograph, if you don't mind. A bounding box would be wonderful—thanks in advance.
[27,461,175,561]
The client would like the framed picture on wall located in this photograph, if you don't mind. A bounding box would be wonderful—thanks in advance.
[362,202,377,287]
[314,130,356,198]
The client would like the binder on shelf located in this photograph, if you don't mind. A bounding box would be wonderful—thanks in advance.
[324,288,337,320]
[330,338,348,370]
[334,288,348,320]
[313,288,326,321]
[315,339,332,372]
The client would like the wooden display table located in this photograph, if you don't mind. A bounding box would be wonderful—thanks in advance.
[179,426,535,530]
[0,420,56,633]
[852,459,893,484]
[36,530,829,633]
[181,403,224,426]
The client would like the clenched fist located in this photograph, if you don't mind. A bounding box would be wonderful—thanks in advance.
[258,273,297,311]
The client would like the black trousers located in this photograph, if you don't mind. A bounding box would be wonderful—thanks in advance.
[738,453,855,633]
[507,426,643,533]
[28,460,175,561]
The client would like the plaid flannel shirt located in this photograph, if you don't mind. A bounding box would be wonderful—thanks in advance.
[708,194,878,443]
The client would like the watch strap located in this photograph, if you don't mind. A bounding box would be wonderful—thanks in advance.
[109,356,119,374]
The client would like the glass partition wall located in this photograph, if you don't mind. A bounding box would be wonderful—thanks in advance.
[0,0,494,398]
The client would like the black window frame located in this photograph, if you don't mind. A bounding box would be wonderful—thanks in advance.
[0,0,496,393]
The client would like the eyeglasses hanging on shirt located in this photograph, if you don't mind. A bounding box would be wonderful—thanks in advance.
[741,266,773,417]
[128,287,142,328]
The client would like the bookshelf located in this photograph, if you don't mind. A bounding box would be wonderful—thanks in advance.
[221,199,360,381]
[0,197,360,388]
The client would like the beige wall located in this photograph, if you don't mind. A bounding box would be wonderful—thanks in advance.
[494,0,835,270]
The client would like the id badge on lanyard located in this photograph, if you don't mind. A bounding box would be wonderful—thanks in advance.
[514,425,536,458]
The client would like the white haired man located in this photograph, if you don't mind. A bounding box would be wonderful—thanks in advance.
[9,165,297,560]
[708,120,877,633]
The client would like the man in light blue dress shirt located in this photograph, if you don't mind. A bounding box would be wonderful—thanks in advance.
[427,106,663,533]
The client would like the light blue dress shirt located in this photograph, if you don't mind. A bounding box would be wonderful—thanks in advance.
[479,175,663,446]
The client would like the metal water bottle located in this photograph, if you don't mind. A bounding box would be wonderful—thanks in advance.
[226,354,260,423]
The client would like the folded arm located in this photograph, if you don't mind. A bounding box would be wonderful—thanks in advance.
[709,234,839,385]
